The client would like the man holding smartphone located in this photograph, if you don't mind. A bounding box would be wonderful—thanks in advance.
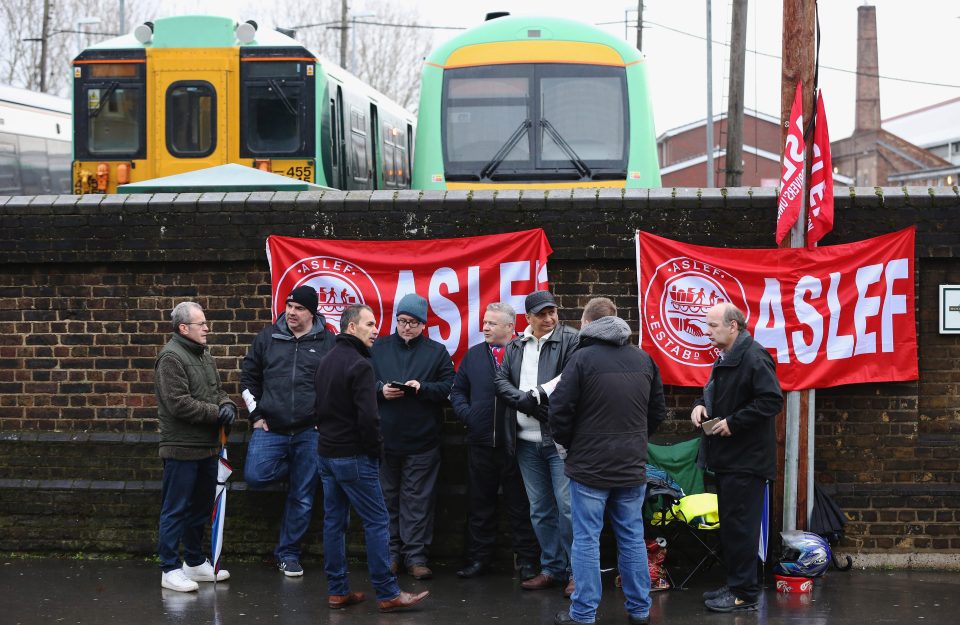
[691,303,783,613]
[372,293,455,580]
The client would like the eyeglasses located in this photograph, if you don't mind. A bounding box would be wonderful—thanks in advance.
[396,318,422,328]
[183,321,210,328]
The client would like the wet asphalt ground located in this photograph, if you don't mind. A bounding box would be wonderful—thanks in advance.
[5,557,959,625]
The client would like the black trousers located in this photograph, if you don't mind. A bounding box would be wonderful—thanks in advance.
[715,472,766,601]
[464,445,540,566]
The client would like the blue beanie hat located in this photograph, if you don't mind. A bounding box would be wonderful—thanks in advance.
[397,293,428,323]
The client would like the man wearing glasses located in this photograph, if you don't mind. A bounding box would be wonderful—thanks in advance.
[155,301,237,592]
[240,285,335,577]
[371,293,455,580]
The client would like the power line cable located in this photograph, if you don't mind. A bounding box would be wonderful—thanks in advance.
[598,18,960,89]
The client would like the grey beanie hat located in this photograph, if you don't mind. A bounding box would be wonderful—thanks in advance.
[397,293,428,323]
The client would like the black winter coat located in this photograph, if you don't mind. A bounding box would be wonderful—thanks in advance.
[693,330,783,481]
[450,342,506,447]
[494,324,579,454]
[240,313,334,434]
[550,317,666,489]
[371,332,455,455]
[314,334,383,459]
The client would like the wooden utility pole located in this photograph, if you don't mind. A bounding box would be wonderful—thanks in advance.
[39,0,51,92]
[777,0,817,534]
[339,0,349,70]
[724,0,747,187]
[636,1,643,51]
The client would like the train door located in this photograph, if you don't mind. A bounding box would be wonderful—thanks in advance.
[369,103,380,190]
[150,51,229,178]
[328,87,346,189]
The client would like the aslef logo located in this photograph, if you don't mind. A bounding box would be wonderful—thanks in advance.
[273,256,383,334]
[643,257,748,367]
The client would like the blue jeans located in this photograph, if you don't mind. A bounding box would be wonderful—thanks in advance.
[319,455,400,602]
[516,440,572,578]
[569,480,650,623]
[243,427,320,561]
[158,456,217,572]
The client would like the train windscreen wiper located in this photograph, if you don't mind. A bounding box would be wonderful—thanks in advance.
[268,79,298,116]
[479,119,531,180]
[540,118,592,179]
[89,82,119,119]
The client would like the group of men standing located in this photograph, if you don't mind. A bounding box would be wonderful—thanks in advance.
[155,285,781,622]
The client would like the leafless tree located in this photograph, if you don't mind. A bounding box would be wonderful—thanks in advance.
[269,0,436,110]
[0,0,148,95]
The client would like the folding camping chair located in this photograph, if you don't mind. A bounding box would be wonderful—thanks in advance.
[646,438,723,590]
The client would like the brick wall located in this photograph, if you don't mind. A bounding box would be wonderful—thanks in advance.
[1,187,958,563]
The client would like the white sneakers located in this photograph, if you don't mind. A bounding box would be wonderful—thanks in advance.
[182,559,230,582]
[162,569,199,592]
[162,560,230,592]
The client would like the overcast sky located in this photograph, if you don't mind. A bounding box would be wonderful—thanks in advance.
[145,1,960,140]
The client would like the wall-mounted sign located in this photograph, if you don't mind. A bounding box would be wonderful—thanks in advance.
[939,285,960,334]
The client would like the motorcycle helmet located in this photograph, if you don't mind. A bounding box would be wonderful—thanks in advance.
[774,531,831,577]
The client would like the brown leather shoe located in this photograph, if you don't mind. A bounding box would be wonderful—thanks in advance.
[521,573,561,590]
[328,591,365,609]
[378,590,430,612]
[564,577,575,598]
[407,564,433,580]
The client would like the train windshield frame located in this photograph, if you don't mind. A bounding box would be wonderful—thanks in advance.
[441,64,629,181]
[239,58,315,158]
[73,58,146,160]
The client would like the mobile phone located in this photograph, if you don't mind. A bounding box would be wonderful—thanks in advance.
[388,381,416,396]
[701,417,722,435]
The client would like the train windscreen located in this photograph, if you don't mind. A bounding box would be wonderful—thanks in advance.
[441,64,628,181]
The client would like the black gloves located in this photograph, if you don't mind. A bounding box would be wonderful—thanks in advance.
[218,403,237,426]
[534,403,550,423]
[516,390,539,415]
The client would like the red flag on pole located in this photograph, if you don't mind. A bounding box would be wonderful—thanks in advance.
[807,91,834,248]
[776,82,805,245]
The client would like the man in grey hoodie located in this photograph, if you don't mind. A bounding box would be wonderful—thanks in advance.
[550,297,666,625]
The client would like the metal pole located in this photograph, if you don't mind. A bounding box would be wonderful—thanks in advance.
[783,390,800,530]
[119,0,126,35]
[807,388,816,527]
[724,0,748,187]
[350,15,356,73]
[39,0,51,91]
[339,0,348,69]
[706,0,715,187]
[636,0,643,51]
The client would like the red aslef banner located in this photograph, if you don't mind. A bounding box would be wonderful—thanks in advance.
[637,228,917,390]
[267,229,552,365]
[776,81,806,245]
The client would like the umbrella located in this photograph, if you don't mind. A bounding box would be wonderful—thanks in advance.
[211,426,233,580]
[811,483,853,571]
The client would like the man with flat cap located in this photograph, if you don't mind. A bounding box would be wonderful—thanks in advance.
[240,285,334,576]
[495,289,579,596]
[371,293,456,580]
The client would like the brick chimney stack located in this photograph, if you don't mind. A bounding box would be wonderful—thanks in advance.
[855,5,881,132]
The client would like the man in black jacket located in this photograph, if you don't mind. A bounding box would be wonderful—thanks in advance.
[240,285,334,576]
[371,293,455,580]
[550,297,666,625]
[494,289,579,596]
[691,303,783,613]
[450,302,539,580]
[314,304,429,613]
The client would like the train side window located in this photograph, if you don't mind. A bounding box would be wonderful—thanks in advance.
[350,106,368,183]
[87,86,142,155]
[166,81,216,157]
[0,134,20,193]
[329,100,338,166]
